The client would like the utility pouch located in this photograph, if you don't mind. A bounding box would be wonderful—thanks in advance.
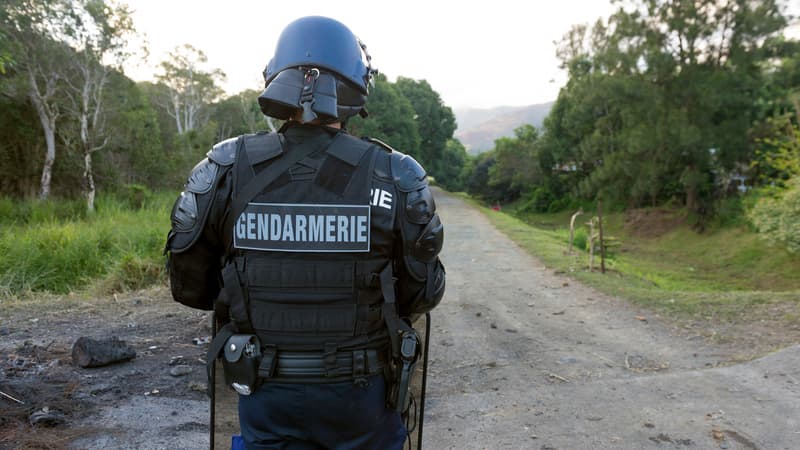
[222,334,262,395]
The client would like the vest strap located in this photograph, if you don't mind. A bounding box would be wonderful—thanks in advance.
[231,135,332,227]
[379,263,414,359]
[206,322,236,384]
[221,262,252,333]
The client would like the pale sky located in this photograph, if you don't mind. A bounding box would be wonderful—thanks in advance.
[123,0,620,109]
[123,0,799,110]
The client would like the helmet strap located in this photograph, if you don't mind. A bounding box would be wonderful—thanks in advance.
[300,68,320,122]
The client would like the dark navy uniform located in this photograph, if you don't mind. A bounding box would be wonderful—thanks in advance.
[166,15,445,450]
[166,122,445,449]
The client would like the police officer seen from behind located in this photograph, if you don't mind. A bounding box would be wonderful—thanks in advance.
[165,16,446,450]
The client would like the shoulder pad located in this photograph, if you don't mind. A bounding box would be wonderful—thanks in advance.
[207,137,239,166]
[363,137,395,153]
[243,132,284,165]
[186,158,218,194]
[391,151,428,192]
[171,191,199,234]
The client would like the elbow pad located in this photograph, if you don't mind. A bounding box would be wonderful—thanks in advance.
[166,138,236,253]
[398,183,446,316]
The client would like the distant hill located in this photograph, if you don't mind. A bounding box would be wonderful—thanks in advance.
[454,102,554,154]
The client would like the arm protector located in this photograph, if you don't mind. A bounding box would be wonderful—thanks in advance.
[392,152,446,319]
[165,138,237,310]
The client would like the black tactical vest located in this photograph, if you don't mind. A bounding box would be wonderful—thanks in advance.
[221,126,397,362]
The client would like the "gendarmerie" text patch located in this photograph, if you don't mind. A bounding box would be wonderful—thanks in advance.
[233,203,371,252]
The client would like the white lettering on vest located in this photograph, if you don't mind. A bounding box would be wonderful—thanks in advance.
[357,216,368,242]
[236,213,246,239]
[270,214,281,240]
[325,215,336,242]
[246,213,256,240]
[309,215,324,242]
[370,188,393,210]
[234,204,371,252]
[296,215,307,242]
[257,213,268,240]
[282,214,294,241]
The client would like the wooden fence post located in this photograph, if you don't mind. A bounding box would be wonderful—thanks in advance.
[598,199,606,274]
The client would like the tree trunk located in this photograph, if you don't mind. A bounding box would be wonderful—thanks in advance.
[84,151,96,212]
[172,93,183,134]
[30,98,56,200]
[79,90,96,212]
[685,185,697,213]
[39,127,55,200]
[28,74,57,200]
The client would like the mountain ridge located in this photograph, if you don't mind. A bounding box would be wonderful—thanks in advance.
[454,102,554,154]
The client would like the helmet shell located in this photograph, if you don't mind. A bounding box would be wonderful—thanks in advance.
[264,16,369,94]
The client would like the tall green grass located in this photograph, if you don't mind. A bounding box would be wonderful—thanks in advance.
[469,196,800,320]
[0,192,175,296]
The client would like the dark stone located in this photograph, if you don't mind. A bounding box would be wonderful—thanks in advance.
[29,408,65,426]
[71,336,136,368]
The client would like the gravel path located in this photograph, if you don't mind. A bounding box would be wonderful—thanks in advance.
[421,188,800,450]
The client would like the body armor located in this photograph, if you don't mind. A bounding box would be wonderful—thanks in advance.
[218,125,400,383]
[168,123,445,386]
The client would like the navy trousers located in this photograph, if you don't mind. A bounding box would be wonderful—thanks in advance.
[238,375,407,450]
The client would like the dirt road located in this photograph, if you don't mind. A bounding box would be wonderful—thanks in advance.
[422,188,800,449]
[1,188,799,449]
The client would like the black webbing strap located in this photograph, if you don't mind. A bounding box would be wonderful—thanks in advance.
[221,260,252,333]
[230,134,336,227]
[206,322,236,384]
[379,263,414,359]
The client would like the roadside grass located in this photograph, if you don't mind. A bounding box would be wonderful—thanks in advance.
[0,192,175,298]
[466,196,800,324]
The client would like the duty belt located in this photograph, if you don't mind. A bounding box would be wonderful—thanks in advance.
[259,348,387,383]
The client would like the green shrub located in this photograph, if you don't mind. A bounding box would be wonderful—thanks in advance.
[572,227,588,252]
[748,179,800,253]
[117,184,154,210]
[101,253,165,293]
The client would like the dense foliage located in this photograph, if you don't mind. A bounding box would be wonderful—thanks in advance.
[0,2,467,206]
[462,0,800,229]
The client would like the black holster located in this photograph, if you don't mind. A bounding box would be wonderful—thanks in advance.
[388,330,420,414]
[222,334,262,395]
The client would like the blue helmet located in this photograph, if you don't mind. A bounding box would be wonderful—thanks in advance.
[258,16,375,123]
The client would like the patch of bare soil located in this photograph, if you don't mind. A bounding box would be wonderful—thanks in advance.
[0,287,211,450]
[624,207,686,238]
[675,300,800,359]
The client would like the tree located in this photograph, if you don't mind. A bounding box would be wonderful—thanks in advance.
[155,44,226,135]
[1,0,74,199]
[394,77,457,176]
[211,89,279,141]
[348,73,421,157]
[59,0,136,211]
[489,124,541,195]
[437,139,469,191]
[99,71,166,189]
[546,0,790,214]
